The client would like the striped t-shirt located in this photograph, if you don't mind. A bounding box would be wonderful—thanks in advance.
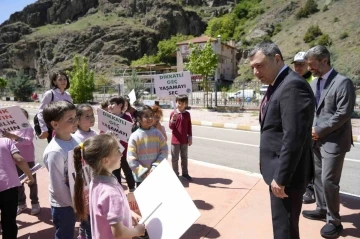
[127,127,168,182]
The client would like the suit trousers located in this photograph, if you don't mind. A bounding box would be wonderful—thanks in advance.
[313,146,345,226]
[270,187,305,239]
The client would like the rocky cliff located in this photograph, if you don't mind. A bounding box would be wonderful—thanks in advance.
[0,0,234,85]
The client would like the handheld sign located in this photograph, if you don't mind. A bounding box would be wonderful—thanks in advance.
[128,89,136,105]
[97,108,133,142]
[0,106,31,132]
[154,71,192,98]
[68,150,93,206]
[134,161,201,239]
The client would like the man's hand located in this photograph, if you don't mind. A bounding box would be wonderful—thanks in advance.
[271,179,288,199]
[312,127,319,140]
[188,140,192,146]
[39,131,49,139]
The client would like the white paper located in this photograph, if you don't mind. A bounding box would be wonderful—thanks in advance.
[153,71,192,98]
[128,89,136,105]
[97,108,133,142]
[134,161,200,239]
[0,106,31,132]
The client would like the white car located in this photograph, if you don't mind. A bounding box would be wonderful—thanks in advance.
[259,85,268,95]
[228,90,255,100]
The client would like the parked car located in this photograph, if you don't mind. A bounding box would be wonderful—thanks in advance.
[228,89,255,100]
[259,85,268,95]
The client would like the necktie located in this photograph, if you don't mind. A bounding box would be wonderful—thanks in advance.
[316,77,322,105]
[260,85,273,121]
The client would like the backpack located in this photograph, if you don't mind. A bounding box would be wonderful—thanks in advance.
[33,91,54,136]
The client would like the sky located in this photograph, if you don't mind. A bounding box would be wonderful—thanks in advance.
[0,0,37,24]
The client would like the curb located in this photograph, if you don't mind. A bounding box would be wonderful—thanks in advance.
[2,102,360,143]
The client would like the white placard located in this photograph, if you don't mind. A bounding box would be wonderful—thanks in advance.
[97,108,133,142]
[0,106,31,132]
[143,100,155,106]
[153,71,192,98]
[128,89,136,105]
[134,161,201,239]
[68,150,93,206]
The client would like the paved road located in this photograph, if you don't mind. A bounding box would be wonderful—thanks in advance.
[25,108,360,196]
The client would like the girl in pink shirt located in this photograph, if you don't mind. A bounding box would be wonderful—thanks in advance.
[2,108,40,216]
[73,134,145,239]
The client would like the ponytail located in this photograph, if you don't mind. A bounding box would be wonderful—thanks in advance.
[73,146,87,221]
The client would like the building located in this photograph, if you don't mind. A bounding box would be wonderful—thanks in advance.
[176,35,237,82]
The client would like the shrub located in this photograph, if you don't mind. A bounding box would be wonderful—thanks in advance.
[304,25,323,43]
[0,77,7,96]
[317,34,332,46]
[295,0,318,19]
[272,23,282,36]
[339,32,349,39]
[8,71,35,101]
[334,17,339,22]
[322,5,329,12]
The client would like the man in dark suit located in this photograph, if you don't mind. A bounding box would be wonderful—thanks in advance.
[302,45,356,238]
[249,42,315,239]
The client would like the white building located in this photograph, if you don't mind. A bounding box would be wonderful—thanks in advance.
[176,35,237,82]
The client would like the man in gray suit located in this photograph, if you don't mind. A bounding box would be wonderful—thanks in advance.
[302,45,356,238]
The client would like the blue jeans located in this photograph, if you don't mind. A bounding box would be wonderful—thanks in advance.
[51,206,76,239]
[79,215,92,239]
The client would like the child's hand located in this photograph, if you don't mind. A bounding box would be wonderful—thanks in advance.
[1,131,17,140]
[24,175,35,185]
[131,211,142,226]
[188,140,192,146]
[172,113,178,121]
[134,223,146,237]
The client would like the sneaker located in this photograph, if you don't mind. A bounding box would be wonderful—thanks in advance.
[182,174,193,181]
[31,204,41,215]
[320,223,343,238]
[17,204,27,215]
[303,189,316,204]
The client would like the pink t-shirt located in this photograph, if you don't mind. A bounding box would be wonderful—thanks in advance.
[0,138,21,192]
[13,127,35,162]
[90,175,132,239]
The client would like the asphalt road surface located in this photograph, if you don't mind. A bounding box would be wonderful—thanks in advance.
[24,107,360,196]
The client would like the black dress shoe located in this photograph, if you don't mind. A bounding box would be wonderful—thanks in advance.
[303,189,316,204]
[302,210,326,221]
[320,223,343,238]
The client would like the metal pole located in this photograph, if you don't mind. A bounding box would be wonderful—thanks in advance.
[242,79,245,110]
[215,82,218,107]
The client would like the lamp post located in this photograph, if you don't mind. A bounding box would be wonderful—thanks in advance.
[214,35,221,107]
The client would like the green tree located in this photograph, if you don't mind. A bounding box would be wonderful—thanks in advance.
[125,69,145,105]
[304,25,323,43]
[8,71,35,101]
[131,54,160,67]
[157,34,194,64]
[296,0,318,19]
[317,34,332,46]
[68,56,95,103]
[185,41,218,108]
[0,77,7,96]
[205,14,238,41]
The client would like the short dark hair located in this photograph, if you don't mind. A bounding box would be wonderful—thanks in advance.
[305,45,331,65]
[49,71,70,90]
[249,42,284,61]
[176,95,188,104]
[109,96,125,109]
[76,104,93,117]
[43,101,76,129]
[100,100,109,110]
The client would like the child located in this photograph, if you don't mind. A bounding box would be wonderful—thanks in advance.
[73,104,97,142]
[169,95,193,181]
[127,106,168,186]
[42,101,81,239]
[108,96,135,192]
[151,105,167,141]
[0,136,35,239]
[100,100,109,112]
[123,96,135,121]
[72,104,97,239]
[73,134,145,239]
[2,108,40,215]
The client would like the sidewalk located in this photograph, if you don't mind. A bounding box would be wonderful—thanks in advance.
[12,160,360,239]
[1,100,360,142]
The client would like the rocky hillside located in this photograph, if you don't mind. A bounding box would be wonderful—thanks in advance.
[0,0,234,85]
[1,0,359,86]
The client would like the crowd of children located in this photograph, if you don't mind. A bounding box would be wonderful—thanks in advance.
[0,87,193,239]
